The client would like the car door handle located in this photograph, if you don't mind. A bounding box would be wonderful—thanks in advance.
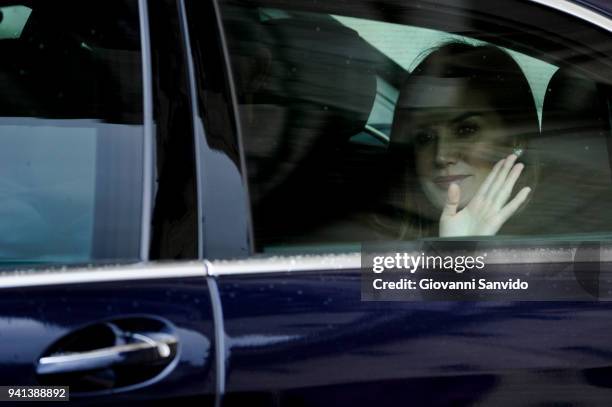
[36,331,178,375]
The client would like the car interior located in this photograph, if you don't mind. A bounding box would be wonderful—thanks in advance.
[221,2,612,252]
[223,7,383,249]
[0,1,143,263]
[511,68,612,235]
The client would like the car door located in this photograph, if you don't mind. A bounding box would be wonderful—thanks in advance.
[186,0,612,405]
[0,0,216,405]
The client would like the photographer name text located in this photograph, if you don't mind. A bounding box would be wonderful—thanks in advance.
[370,252,529,291]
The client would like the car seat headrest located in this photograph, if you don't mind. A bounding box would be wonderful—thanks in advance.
[514,68,612,234]
[224,10,378,204]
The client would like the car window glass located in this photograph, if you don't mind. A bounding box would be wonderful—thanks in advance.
[0,0,144,267]
[334,16,559,129]
[0,5,31,40]
[218,0,612,254]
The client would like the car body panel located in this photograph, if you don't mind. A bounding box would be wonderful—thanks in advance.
[0,264,216,405]
[576,0,612,17]
[217,269,612,406]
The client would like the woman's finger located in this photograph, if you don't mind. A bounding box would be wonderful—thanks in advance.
[493,162,524,209]
[486,154,518,201]
[473,157,505,200]
[497,186,531,225]
[441,182,461,218]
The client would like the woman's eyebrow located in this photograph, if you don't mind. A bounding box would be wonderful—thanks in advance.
[450,112,482,124]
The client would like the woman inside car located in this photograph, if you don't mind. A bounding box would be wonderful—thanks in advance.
[387,42,539,238]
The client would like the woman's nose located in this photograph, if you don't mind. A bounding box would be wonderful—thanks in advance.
[434,133,459,167]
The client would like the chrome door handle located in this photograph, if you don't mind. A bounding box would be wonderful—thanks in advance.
[36,332,178,375]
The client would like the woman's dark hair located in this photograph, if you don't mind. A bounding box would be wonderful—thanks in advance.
[392,41,539,150]
[380,42,539,238]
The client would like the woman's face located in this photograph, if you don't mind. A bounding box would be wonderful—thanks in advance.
[398,85,512,210]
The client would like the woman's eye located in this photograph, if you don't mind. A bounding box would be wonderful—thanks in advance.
[414,129,436,145]
[455,123,480,137]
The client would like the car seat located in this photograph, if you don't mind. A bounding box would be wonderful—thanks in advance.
[224,8,378,248]
[511,68,612,235]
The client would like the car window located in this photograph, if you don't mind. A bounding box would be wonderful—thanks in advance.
[335,16,558,131]
[218,0,612,254]
[0,1,144,267]
[0,5,31,40]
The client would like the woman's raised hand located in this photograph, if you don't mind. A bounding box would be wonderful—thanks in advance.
[439,153,531,237]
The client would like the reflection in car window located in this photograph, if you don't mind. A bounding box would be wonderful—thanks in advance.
[219,1,612,253]
[0,5,32,40]
[0,1,143,266]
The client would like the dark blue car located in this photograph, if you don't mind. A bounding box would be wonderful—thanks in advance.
[1,0,612,405]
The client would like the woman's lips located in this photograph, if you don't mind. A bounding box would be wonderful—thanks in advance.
[433,175,472,190]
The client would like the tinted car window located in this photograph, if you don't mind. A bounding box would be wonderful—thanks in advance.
[219,0,612,253]
[0,1,144,266]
